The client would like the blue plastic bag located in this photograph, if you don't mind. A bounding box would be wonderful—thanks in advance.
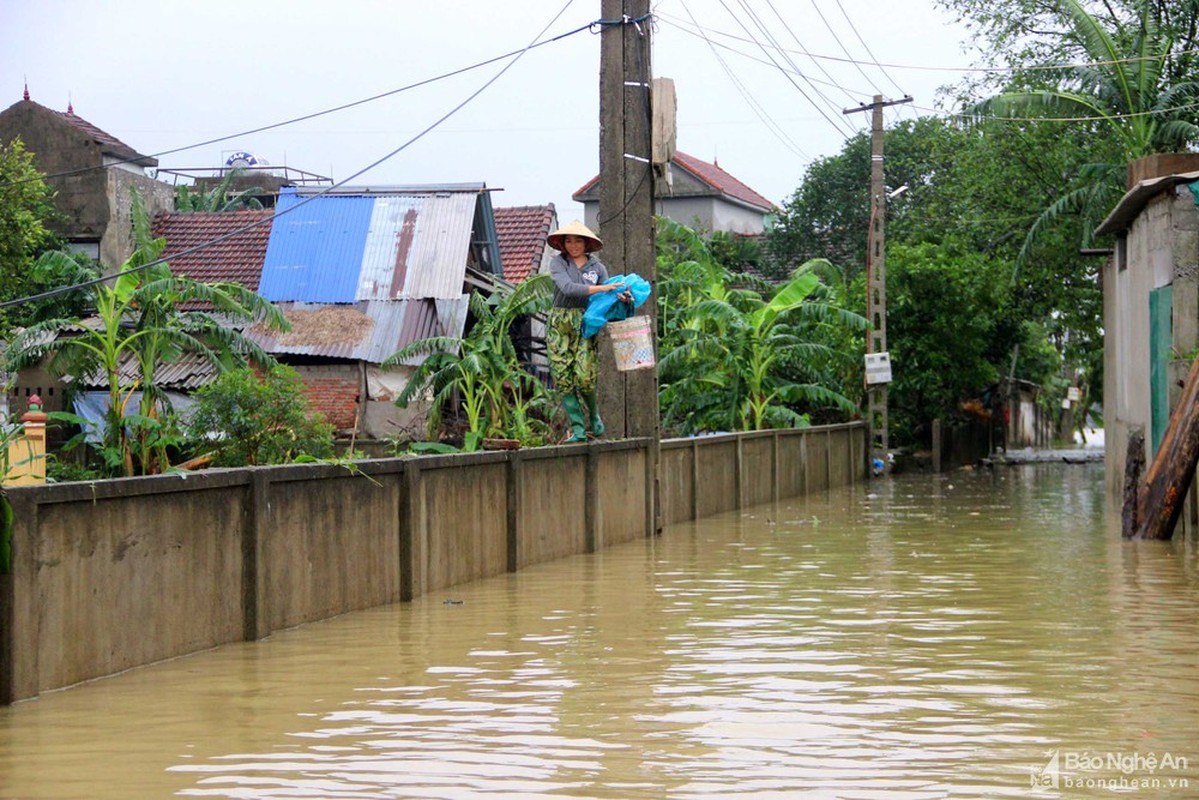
[582,273,651,338]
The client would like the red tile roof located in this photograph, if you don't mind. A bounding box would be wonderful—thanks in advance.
[153,210,274,290]
[494,204,556,284]
[572,151,776,211]
[673,151,776,211]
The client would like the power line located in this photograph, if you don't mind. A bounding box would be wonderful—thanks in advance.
[832,0,907,97]
[759,0,859,104]
[717,0,857,138]
[791,0,878,100]
[0,19,591,192]
[732,0,860,126]
[677,1,810,160]
[659,16,896,99]
[0,3,588,311]
[657,11,1199,76]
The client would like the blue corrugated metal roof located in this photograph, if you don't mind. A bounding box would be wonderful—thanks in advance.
[259,192,374,303]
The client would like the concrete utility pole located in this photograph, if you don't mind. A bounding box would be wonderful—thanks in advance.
[844,93,911,475]
[598,0,659,531]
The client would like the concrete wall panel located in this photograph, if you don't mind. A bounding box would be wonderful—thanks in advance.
[1,424,864,703]
[33,486,247,691]
[596,447,648,547]
[741,435,775,507]
[423,462,509,592]
[264,471,400,631]
[517,454,588,567]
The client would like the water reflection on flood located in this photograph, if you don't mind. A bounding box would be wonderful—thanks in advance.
[2,463,1198,799]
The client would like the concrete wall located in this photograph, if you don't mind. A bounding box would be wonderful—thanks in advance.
[658,425,864,526]
[1104,188,1198,502]
[0,423,864,703]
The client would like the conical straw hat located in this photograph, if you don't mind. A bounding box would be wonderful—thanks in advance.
[547,219,603,253]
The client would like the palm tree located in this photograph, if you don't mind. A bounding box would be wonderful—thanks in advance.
[972,0,1199,258]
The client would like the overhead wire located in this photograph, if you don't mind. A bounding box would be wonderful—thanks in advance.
[657,11,1199,76]
[717,0,858,138]
[0,17,590,192]
[677,0,810,160]
[0,2,590,311]
[659,15,877,96]
[832,0,907,97]
[661,13,1199,129]
[760,0,859,104]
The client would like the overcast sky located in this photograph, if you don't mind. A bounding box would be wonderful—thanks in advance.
[3,0,979,221]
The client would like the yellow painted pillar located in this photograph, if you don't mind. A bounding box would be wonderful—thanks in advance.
[4,395,47,486]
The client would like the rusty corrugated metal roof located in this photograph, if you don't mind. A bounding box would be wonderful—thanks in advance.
[245,298,468,365]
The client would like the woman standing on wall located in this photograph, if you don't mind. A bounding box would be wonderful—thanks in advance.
[547,220,630,442]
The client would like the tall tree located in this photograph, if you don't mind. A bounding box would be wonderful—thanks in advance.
[0,137,57,330]
[969,0,1199,254]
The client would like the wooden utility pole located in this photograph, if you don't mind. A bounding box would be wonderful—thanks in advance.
[598,0,659,530]
[844,94,911,475]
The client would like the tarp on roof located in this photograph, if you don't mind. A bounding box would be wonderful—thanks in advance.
[258,188,482,303]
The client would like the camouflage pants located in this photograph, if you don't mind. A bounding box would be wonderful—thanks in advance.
[548,307,598,395]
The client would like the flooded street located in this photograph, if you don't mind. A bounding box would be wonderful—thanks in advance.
[2,462,1198,798]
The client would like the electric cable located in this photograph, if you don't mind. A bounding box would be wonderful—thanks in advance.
[656,11,1199,76]
[0,17,593,192]
[766,0,861,104]
[677,0,810,160]
[0,2,587,310]
[831,0,908,97]
[722,0,858,137]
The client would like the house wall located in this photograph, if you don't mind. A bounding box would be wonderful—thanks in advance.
[1,422,865,703]
[293,363,361,433]
[102,168,175,268]
[0,101,173,267]
[1104,189,1199,502]
[582,196,766,235]
[0,101,109,242]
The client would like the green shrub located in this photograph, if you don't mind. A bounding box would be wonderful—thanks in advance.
[187,365,334,467]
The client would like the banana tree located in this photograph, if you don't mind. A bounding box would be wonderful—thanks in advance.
[174,167,264,213]
[7,210,287,476]
[385,274,554,447]
[659,263,867,433]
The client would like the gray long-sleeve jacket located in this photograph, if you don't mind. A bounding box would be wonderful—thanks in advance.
[550,252,609,310]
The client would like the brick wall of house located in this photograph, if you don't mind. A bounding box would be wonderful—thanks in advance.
[293,364,360,434]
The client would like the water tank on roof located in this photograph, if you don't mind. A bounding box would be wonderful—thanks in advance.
[225,151,260,168]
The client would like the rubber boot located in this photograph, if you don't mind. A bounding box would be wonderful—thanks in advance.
[583,391,605,437]
[562,394,588,442]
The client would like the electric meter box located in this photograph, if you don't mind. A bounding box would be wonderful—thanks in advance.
[865,352,892,385]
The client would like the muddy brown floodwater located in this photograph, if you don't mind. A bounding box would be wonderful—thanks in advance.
[1,462,1197,799]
